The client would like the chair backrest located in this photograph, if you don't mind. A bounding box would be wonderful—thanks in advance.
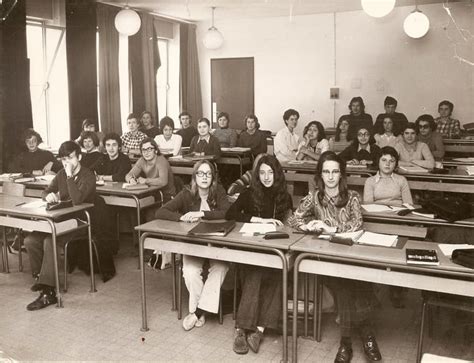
[2,182,26,197]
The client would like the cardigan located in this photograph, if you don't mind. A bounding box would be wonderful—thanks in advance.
[42,167,96,205]
[92,153,132,182]
[189,134,222,157]
[363,172,413,206]
[237,130,267,156]
[339,143,381,165]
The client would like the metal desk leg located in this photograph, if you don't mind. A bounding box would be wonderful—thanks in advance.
[140,232,149,332]
[293,253,311,363]
[85,211,96,293]
[312,275,317,340]
[45,220,62,308]
[133,195,141,269]
[2,227,9,273]
[304,273,309,337]
[274,249,288,363]
[316,278,323,342]
[171,252,177,311]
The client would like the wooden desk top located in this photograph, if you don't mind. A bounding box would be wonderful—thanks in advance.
[96,182,162,197]
[362,210,474,228]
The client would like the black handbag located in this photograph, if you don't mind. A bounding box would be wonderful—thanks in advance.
[421,197,472,223]
[452,249,474,269]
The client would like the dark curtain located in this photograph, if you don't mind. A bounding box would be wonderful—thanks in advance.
[179,23,202,119]
[66,0,98,139]
[97,3,121,134]
[0,0,33,172]
[129,12,160,120]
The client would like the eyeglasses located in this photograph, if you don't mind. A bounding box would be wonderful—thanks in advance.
[418,124,430,129]
[141,147,155,153]
[196,171,212,178]
[357,132,370,137]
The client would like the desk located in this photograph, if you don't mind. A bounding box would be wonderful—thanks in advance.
[136,220,303,363]
[290,237,474,362]
[0,194,95,307]
[444,138,474,157]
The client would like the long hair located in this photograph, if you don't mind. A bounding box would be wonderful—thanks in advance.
[348,96,366,114]
[250,154,289,220]
[335,116,349,142]
[303,121,326,142]
[315,151,348,207]
[188,160,219,209]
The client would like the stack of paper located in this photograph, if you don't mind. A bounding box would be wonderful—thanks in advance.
[357,231,398,247]
[239,223,276,236]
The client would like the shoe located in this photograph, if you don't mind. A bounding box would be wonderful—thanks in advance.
[26,288,57,311]
[363,335,382,361]
[233,328,249,355]
[182,313,198,331]
[247,330,263,353]
[334,343,353,363]
[30,283,47,292]
[195,314,206,328]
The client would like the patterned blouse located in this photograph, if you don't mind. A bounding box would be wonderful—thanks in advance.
[289,189,363,232]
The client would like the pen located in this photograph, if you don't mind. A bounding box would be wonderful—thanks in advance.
[15,202,26,206]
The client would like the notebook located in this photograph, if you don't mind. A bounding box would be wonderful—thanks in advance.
[399,165,429,173]
[188,220,236,237]
[122,183,149,190]
[406,248,439,266]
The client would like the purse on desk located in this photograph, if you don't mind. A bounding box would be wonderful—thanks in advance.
[46,199,73,211]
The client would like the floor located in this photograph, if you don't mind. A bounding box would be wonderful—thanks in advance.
[0,237,473,362]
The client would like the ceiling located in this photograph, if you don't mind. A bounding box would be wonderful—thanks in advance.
[99,0,462,22]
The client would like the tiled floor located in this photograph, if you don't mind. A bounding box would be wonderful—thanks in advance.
[0,239,473,362]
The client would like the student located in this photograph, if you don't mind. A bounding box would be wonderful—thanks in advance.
[296,121,329,161]
[9,129,61,175]
[154,116,182,156]
[274,108,300,162]
[395,123,435,169]
[176,111,198,148]
[237,114,267,157]
[373,96,409,136]
[213,112,238,147]
[154,160,231,330]
[75,118,105,151]
[189,118,221,157]
[289,151,382,363]
[434,100,461,138]
[226,154,292,355]
[329,116,351,153]
[339,126,381,166]
[24,141,96,311]
[93,132,132,182]
[79,131,102,169]
[125,138,176,202]
[338,97,373,141]
[363,146,413,207]
[139,111,161,139]
[121,113,147,155]
[374,115,402,148]
[415,114,445,160]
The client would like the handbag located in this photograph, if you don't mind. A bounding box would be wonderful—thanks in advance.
[421,197,472,223]
[452,249,474,269]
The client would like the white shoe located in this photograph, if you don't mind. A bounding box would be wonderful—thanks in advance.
[182,313,198,331]
[195,314,206,328]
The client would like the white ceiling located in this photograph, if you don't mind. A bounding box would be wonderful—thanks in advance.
[99,0,462,22]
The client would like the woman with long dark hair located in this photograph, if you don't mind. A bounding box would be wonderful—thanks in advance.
[296,121,329,161]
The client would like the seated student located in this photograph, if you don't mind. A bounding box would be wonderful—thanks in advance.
[415,114,445,160]
[237,114,267,157]
[121,113,147,155]
[373,96,408,136]
[176,111,198,148]
[24,141,96,311]
[395,123,435,169]
[329,116,351,153]
[79,131,102,169]
[125,138,176,202]
[189,118,221,157]
[434,100,461,138]
[274,108,300,162]
[93,132,132,182]
[363,146,413,207]
[289,151,382,363]
[139,111,160,139]
[339,97,373,142]
[154,116,182,156]
[296,121,329,161]
[374,115,402,148]
[9,128,61,175]
[154,160,231,330]
[226,154,292,355]
[339,126,381,166]
[75,118,105,151]
[213,112,238,147]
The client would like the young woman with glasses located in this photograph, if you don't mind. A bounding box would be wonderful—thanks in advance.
[339,126,381,166]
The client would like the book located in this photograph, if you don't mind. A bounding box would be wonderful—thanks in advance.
[398,165,429,173]
[406,248,439,266]
[188,220,236,237]
[122,183,149,190]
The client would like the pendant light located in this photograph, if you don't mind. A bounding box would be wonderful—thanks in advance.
[115,4,141,36]
[203,7,224,50]
[404,5,430,39]
[361,0,396,18]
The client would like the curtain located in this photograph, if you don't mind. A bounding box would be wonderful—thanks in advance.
[180,23,202,120]
[0,0,33,172]
[66,0,98,139]
[97,3,121,134]
[129,12,160,121]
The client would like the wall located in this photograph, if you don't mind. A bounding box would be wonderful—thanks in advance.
[196,1,473,135]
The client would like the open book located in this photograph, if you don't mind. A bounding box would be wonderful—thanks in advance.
[320,230,398,248]
[188,220,236,237]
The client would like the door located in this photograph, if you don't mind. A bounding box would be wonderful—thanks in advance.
[211,57,254,129]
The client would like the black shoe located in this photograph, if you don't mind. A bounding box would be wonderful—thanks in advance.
[30,283,48,292]
[363,336,382,361]
[334,344,353,363]
[26,288,57,311]
[247,330,263,353]
[233,328,249,355]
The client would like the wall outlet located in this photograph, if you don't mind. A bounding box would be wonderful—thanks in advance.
[330,87,339,99]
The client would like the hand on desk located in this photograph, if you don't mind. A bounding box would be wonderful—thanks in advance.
[180,211,204,223]
[137,177,147,184]
[300,220,336,234]
[251,217,283,226]
[45,192,59,203]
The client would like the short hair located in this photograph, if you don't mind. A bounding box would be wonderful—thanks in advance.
[79,131,99,147]
[140,111,154,125]
[384,96,398,107]
[283,109,300,123]
[159,116,175,132]
[348,96,366,114]
[217,112,230,128]
[438,100,454,114]
[127,113,139,122]
[139,137,161,155]
[197,118,211,127]
[103,132,122,148]
[58,140,82,158]
[82,118,95,130]
[402,122,417,133]
[377,146,399,170]
[22,128,43,144]
[244,114,260,130]
[415,114,436,133]
[179,111,191,120]
[303,121,326,142]
[315,151,348,207]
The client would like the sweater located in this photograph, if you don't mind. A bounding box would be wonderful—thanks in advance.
[9,149,61,174]
[237,130,268,156]
[92,153,132,182]
[189,134,222,157]
[417,132,445,160]
[81,151,103,169]
[373,112,409,136]
[140,126,161,139]
[213,128,238,147]
[154,134,182,156]
[339,113,373,141]
[339,143,381,165]
[176,126,198,147]
[363,172,413,206]
[154,185,230,221]
[395,142,435,169]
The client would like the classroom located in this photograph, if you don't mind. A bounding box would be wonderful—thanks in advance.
[0,0,473,362]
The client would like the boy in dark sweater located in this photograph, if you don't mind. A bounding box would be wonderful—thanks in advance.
[93,132,132,182]
[176,111,198,148]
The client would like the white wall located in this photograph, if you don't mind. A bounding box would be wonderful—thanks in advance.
[196,1,473,135]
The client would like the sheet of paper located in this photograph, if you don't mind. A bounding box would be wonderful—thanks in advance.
[36,175,55,182]
[357,231,398,247]
[239,223,276,235]
[20,200,47,209]
[438,244,474,257]
[362,204,406,213]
